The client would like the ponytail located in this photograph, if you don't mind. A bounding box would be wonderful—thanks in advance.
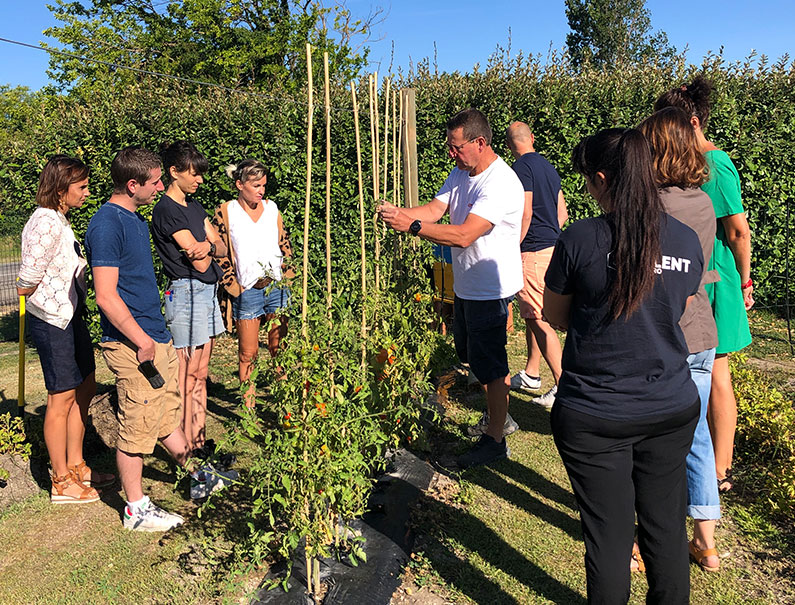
[572,128,663,319]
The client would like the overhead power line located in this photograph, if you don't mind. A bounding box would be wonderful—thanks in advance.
[0,35,386,114]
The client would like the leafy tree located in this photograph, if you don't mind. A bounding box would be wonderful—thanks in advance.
[565,0,675,69]
[44,0,383,90]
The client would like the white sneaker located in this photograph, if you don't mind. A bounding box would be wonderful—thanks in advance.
[123,497,184,532]
[510,370,541,391]
[190,464,239,500]
[531,385,557,409]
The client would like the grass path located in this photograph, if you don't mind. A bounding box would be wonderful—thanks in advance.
[1,312,794,603]
[398,329,795,604]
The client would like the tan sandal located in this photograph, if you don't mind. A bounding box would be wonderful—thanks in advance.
[689,540,720,572]
[631,542,646,573]
[51,472,100,505]
[70,460,116,489]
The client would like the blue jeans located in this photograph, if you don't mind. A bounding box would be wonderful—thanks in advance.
[686,348,721,520]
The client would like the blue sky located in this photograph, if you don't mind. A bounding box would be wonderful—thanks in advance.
[1,0,793,90]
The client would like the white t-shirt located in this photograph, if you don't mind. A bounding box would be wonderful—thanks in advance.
[228,198,283,291]
[435,156,524,300]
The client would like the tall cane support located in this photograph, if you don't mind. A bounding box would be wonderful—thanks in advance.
[351,81,367,368]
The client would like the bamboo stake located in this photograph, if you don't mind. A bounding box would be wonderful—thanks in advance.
[323,52,332,311]
[301,43,314,339]
[323,52,336,401]
[397,91,404,207]
[374,72,380,195]
[351,81,367,367]
[392,87,398,207]
[382,78,390,200]
[302,44,314,595]
[368,74,377,202]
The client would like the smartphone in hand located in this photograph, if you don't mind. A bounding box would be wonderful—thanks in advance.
[138,360,165,389]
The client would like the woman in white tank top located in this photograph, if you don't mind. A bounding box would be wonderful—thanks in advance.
[212,160,294,406]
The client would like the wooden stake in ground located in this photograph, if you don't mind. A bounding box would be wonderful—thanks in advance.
[396,91,404,207]
[323,51,332,311]
[382,78,390,200]
[302,43,314,339]
[392,87,398,208]
[351,81,367,366]
[302,42,315,596]
[369,73,381,293]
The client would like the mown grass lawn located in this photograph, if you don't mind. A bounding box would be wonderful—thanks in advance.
[0,309,794,603]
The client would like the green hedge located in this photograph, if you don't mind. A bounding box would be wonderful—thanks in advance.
[1,51,793,307]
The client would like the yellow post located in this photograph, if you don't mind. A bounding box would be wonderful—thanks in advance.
[18,295,25,417]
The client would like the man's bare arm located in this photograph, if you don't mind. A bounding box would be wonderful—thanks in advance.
[93,266,156,362]
[557,190,569,228]
[520,191,533,242]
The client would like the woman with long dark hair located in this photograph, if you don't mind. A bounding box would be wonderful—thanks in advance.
[544,129,703,603]
[655,77,753,492]
[639,107,721,571]
[17,155,114,503]
[150,141,236,499]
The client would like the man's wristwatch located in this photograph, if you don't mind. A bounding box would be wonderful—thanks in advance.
[209,242,217,257]
[409,219,422,236]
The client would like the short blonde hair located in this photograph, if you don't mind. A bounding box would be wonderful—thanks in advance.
[225,159,267,183]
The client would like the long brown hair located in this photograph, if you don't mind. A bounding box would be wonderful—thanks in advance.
[638,107,709,188]
[35,155,89,210]
[572,128,663,319]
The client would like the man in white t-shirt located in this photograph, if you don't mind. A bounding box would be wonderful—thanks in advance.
[378,108,524,469]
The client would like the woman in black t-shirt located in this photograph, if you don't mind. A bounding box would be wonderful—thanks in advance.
[543,129,702,604]
[151,142,227,465]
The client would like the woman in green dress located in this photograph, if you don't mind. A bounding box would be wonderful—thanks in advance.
[656,76,754,492]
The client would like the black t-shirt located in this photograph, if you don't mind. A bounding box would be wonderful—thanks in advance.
[545,213,702,421]
[512,152,562,252]
[150,195,223,283]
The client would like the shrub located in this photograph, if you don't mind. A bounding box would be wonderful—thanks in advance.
[731,353,795,520]
[0,413,32,483]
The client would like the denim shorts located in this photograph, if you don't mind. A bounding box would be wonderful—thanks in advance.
[452,295,510,385]
[28,308,95,392]
[164,278,225,348]
[232,284,291,321]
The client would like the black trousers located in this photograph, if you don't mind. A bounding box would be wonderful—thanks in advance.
[551,400,699,605]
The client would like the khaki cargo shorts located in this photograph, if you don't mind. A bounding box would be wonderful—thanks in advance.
[100,340,181,455]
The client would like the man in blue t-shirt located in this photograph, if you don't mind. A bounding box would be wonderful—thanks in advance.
[86,147,195,532]
[505,122,568,409]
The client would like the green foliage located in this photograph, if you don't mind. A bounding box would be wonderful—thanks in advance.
[565,0,675,70]
[0,413,29,458]
[731,353,795,520]
[44,0,376,91]
[232,236,452,594]
[0,413,32,482]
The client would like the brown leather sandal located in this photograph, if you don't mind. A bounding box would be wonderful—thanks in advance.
[631,542,646,573]
[70,460,116,489]
[51,472,100,505]
[689,540,720,572]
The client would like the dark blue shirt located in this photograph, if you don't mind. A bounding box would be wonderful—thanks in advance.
[511,152,562,252]
[85,202,171,343]
[545,213,702,421]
